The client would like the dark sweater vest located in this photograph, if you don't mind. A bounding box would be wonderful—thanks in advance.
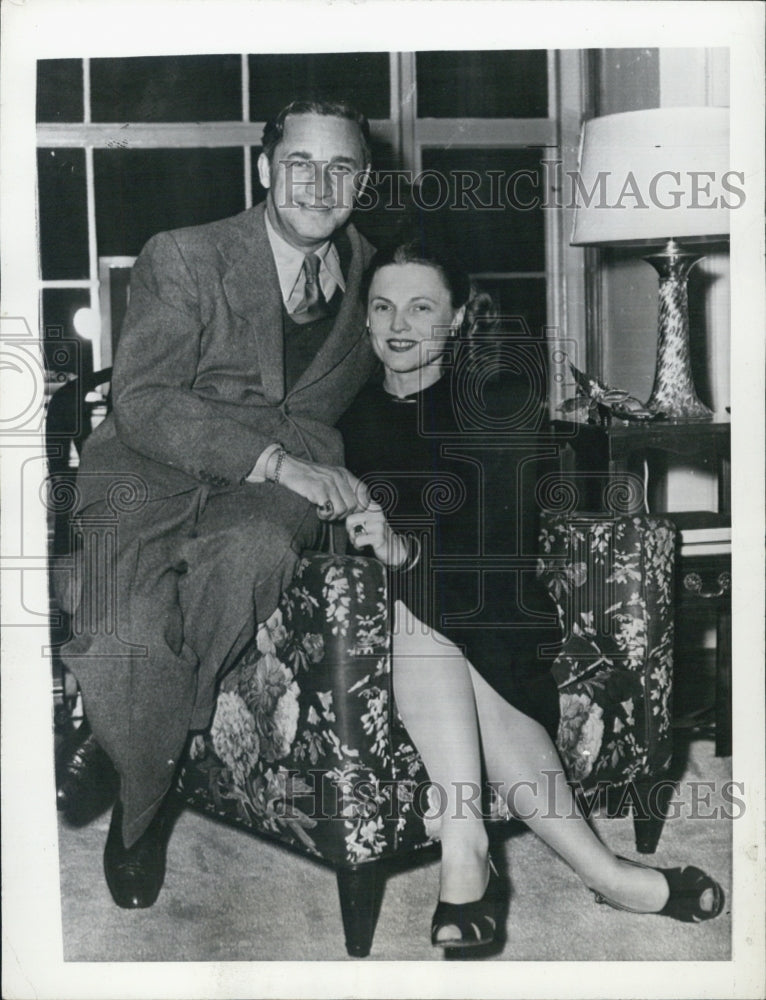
[282,293,342,392]
[282,230,353,393]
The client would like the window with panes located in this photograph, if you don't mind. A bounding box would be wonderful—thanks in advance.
[36,51,555,379]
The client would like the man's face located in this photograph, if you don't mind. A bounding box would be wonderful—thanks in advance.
[258,113,370,250]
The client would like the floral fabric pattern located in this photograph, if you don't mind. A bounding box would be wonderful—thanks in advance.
[179,553,433,866]
[209,692,260,787]
[537,513,675,792]
[236,651,300,762]
[557,693,605,781]
[180,515,675,867]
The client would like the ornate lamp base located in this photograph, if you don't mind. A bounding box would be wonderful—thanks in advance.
[644,240,713,423]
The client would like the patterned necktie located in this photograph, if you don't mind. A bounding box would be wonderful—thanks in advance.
[290,252,330,325]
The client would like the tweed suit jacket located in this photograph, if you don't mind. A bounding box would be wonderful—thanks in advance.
[62,204,377,844]
[77,202,377,511]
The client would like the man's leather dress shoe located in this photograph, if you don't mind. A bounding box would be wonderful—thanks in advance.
[103,797,178,909]
[56,728,119,826]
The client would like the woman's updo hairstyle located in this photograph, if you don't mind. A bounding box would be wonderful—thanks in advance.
[363,240,498,342]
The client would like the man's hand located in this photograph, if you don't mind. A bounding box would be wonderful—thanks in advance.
[279,454,369,519]
[345,505,409,567]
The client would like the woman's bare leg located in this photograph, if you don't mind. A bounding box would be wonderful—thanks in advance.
[466,664,694,912]
[392,601,488,910]
[392,603,713,914]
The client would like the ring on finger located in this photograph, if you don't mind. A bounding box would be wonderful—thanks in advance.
[320,500,334,515]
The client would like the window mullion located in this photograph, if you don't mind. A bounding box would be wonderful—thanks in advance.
[415,118,556,149]
[84,146,101,369]
[394,52,417,173]
[83,58,91,125]
[241,54,252,209]
[36,122,268,148]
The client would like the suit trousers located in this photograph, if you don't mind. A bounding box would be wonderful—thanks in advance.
[60,482,320,846]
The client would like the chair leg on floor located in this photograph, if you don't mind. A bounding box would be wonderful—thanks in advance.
[336,863,378,957]
[631,777,674,854]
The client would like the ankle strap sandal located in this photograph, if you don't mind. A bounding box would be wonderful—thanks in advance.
[431,860,502,949]
[593,858,725,923]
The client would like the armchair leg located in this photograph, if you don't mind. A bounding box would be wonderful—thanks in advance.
[631,778,674,854]
[336,863,378,958]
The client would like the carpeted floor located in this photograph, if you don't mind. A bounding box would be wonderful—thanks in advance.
[57,736,731,963]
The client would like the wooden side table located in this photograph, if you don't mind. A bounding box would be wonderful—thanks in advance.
[676,549,732,756]
[600,422,730,518]
[550,420,732,756]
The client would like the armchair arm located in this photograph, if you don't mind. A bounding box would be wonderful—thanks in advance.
[538,513,676,790]
[182,553,424,864]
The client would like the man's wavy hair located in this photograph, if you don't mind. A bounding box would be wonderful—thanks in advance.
[261,99,372,167]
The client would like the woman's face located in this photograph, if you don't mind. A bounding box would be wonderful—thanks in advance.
[366,263,464,376]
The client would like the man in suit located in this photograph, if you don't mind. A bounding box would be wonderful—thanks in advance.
[59,100,379,908]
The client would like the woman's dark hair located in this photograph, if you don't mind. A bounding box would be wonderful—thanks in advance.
[363,241,498,339]
[261,99,372,167]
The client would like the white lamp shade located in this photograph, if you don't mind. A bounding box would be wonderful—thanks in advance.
[571,107,731,247]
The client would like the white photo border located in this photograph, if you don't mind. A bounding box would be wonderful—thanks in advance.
[2,2,764,998]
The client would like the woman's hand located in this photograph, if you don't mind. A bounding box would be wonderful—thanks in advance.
[345,503,409,567]
[278,454,369,520]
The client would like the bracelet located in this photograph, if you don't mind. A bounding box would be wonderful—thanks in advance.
[269,447,287,485]
[396,534,421,573]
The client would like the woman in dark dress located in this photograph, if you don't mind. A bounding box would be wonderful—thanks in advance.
[338,242,723,949]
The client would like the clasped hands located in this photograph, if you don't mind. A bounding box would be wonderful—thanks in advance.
[278,453,408,568]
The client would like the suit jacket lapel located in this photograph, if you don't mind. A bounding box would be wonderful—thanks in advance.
[221,204,285,403]
[219,205,367,403]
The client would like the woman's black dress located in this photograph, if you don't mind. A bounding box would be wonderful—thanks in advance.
[339,364,561,739]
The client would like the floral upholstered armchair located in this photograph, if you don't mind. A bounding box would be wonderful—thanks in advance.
[178,512,676,958]
[179,553,431,957]
[48,371,677,956]
[536,513,676,852]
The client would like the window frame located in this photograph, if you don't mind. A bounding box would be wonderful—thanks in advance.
[36,51,578,405]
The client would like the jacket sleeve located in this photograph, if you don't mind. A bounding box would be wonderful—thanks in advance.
[111,231,290,488]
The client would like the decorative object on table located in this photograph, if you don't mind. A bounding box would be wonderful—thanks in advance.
[571,107,731,423]
[559,362,659,426]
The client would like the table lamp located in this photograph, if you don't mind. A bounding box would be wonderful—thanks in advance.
[571,106,731,422]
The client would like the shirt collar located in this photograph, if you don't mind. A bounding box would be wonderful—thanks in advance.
[265,211,345,303]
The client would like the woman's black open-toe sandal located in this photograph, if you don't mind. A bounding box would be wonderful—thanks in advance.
[593,858,725,923]
[431,860,502,949]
